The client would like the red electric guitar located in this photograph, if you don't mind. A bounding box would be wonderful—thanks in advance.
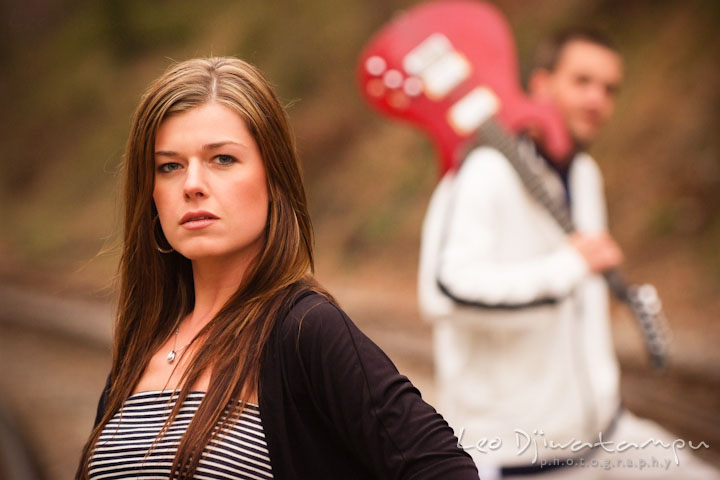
[357,0,670,369]
[356,0,572,175]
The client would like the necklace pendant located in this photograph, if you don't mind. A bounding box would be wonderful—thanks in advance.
[167,350,176,363]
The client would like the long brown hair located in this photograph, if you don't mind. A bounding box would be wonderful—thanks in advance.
[77,57,326,479]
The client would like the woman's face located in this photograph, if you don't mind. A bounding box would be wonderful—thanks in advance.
[153,102,269,265]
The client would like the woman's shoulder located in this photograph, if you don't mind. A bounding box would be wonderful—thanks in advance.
[278,291,351,341]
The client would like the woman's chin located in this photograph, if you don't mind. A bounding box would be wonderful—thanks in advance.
[177,247,254,266]
[173,247,222,261]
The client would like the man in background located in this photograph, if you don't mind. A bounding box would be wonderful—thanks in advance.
[418,29,719,479]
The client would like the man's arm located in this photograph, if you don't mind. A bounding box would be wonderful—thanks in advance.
[435,147,592,307]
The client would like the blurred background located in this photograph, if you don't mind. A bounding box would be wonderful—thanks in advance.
[0,0,718,477]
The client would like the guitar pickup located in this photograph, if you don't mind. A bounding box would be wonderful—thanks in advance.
[448,86,500,135]
[403,33,471,101]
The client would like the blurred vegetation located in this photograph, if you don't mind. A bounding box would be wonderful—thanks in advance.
[0,0,718,332]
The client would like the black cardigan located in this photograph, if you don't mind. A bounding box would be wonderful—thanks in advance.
[92,293,478,479]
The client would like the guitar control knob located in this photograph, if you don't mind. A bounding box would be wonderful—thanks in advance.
[366,78,385,98]
[365,56,387,77]
[403,77,424,97]
[388,90,410,110]
[383,69,404,89]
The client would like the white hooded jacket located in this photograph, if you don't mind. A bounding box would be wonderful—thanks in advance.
[418,144,620,468]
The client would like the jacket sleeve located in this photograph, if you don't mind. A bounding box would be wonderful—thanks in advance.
[436,147,588,307]
[291,299,478,479]
[93,373,112,428]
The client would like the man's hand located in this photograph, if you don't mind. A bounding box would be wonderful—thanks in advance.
[569,232,623,273]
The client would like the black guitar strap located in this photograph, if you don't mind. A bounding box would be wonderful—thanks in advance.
[473,121,670,369]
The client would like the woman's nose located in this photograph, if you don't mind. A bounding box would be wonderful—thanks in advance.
[183,160,208,198]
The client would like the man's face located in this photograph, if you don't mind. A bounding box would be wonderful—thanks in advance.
[532,40,623,149]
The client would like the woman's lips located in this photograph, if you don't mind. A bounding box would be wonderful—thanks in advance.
[182,218,218,230]
[180,211,219,229]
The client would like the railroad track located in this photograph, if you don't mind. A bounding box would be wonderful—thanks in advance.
[0,396,44,480]
[0,283,112,480]
[0,282,718,479]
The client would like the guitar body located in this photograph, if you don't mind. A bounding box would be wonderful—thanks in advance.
[357,0,572,175]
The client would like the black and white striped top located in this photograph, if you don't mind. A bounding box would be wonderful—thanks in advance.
[88,390,273,480]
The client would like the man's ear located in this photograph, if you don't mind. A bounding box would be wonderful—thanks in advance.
[528,68,551,100]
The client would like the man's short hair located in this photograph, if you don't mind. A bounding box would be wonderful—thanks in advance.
[533,28,619,72]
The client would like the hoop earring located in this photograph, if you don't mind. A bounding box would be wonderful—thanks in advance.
[152,215,174,254]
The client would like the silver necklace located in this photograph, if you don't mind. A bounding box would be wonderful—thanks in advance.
[167,328,191,363]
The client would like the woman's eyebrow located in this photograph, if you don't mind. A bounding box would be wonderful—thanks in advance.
[155,150,180,158]
[202,140,245,150]
[154,141,245,157]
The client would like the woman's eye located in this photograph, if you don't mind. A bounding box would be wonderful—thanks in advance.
[158,162,182,173]
[214,154,237,165]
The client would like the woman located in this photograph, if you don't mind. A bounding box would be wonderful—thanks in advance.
[76,57,478,480]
